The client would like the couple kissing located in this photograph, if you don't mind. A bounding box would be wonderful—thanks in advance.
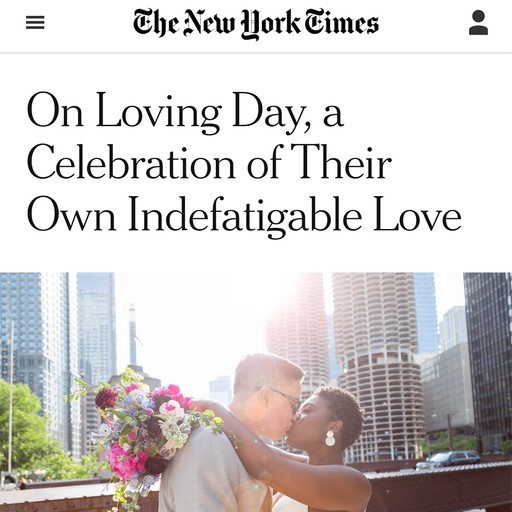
[159,352,371,512]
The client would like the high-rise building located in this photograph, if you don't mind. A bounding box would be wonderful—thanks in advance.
[129,303,137,366]
[463,273,512,451]
[421,343,474,434]
[0,273,81,457]
[77,273,117,454]
[110,365,161,391]
[422,304,473,435]
[209,375,232,404]
[413,273,440,356]
[266,273,329,397]
[77,273,117,384]
[332,273,424,462]
[439,306,468,352]
[326,314,340,385]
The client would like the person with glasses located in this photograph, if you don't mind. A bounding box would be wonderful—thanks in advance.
[159,352,305,512]
[255,386,303,415]
[192,386,371,512]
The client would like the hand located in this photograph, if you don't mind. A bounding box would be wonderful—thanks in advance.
[190,398,218,413]
[190,399,229,422]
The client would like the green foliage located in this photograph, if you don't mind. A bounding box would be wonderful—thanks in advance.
[0,380,97,480]
[0,379,53,470]
[500,439,512,453]
[419,430,478,456]
[35,451,100,481]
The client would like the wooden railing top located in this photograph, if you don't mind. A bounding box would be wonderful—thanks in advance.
[1,461,511,512]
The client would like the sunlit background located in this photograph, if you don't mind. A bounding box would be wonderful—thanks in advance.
[114,272,465,397]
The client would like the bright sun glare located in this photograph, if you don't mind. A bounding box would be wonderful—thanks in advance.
[239,273,300,315]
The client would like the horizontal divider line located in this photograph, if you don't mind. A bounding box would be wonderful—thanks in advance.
[1,51,511,55]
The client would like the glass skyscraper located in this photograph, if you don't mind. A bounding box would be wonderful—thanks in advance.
[77,273,117,385]
[77,273,117,454]
[463,272,512,451]
[413,273,440,355]
[0,273,81,457]
[421,305,473,434]
[439,305,468,352]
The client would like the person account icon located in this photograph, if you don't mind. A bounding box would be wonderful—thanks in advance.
[469,10,488,35]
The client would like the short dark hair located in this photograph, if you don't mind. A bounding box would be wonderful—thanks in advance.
[233,353,305,396]
[313,386,364,451]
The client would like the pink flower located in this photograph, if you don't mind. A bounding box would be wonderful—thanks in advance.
[127,428,138,442]
[166,384,181,396]
[180,396,192,409]
[125,384,138,393]
[137,451,148,469]
[151,384,192,410]
[151,384,181,398]
[106,444,148,481]
[145,408,153,416]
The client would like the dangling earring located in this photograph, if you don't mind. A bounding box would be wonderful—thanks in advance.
[325,430,336,446]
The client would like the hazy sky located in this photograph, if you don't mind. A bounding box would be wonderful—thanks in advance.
[434,272,465,317]
[114,272,465,397]
[115,273,282,396]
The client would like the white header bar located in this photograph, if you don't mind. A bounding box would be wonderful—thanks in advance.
[2,1,511,54]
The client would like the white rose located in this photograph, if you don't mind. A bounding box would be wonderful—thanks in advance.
[159,400,185,420]
[159,441,178,460]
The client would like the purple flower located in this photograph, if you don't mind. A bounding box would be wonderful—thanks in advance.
[95,387,118,410]
[144,456,168,475]
[145,415,162,438]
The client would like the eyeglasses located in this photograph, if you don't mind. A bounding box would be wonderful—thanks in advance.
[256,386,302,414]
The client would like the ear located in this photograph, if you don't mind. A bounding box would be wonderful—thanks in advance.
[329,419,344,434]
[256,386,272,405]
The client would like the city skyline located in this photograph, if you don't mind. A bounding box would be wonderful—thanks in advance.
[0,271,467,404]
[1,270,505,465]
[113,272,465,397]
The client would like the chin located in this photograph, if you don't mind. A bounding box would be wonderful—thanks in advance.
[264,431,284,442]
[285,433,299,448]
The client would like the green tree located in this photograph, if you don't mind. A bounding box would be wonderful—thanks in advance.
[500,439,512,453]
[419,431,478,456]
[36,450,100,481]
[0,380,97,479]
[0,379,53,470]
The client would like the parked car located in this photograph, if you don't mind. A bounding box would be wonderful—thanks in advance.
[416,450,481,470]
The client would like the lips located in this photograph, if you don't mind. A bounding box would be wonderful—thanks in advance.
[286,421,298,435]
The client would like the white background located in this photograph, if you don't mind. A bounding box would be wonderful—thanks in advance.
[1,0,510,393]
[1,52,510,272]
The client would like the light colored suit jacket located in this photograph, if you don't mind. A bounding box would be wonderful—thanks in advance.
[159,426,271,512]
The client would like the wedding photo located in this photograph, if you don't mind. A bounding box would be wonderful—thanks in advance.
[1,272,511,512]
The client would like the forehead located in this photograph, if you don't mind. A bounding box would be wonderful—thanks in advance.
[304,396,323,405]
[278,380,302,397]
[301,395,327,409]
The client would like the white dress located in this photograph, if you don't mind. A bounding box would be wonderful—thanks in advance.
[272,493,308,511]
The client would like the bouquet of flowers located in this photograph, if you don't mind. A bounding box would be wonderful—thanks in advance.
[68,367,223,511]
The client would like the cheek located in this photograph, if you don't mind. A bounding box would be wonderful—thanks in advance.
[287,420,308,442]
[244,403,266,423]
[297,417,322,436]
[275,406,292,425]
